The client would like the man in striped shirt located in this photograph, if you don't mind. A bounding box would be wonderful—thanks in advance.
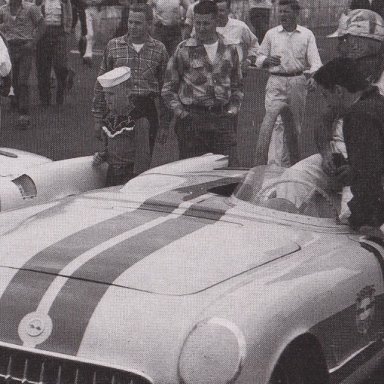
[92,3,168,155]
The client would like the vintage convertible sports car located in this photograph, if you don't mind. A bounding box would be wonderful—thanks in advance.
[0,147,107,211]
[0,153,383,384]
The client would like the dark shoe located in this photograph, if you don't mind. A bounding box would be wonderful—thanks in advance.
[66,69,76,91]
[83,57,93,68]
[17,115,31,130]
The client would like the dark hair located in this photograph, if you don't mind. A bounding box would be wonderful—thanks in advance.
[129,3,153,22]
[214,0,231,9]
[278,0,301,11]
[313,58,370,93]
[194,1,218,16]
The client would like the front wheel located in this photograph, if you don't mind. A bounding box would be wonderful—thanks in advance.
[269,339,329,384]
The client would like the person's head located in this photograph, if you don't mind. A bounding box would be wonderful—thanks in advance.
[194,1,218,44]
[328,9,384,59]
[98,67,133,113]
[313,58,369,111]
[128,3,153,43]
[9,0,22,8]
[278,0,300,31]
[214,0,230,27]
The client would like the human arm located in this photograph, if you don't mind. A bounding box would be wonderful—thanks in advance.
[0,35,10,77]
[255,30,281,69]
[161,46,186,118]
[28,5,45,49]
[305,31,322,74]
[343,110,384,229]
[91,44,112,139]
[156,43,169,93]
[228,46,244,112]
[241,24,259,65]
[315,105,339,175]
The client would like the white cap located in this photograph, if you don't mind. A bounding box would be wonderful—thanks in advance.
[97,66,131,88]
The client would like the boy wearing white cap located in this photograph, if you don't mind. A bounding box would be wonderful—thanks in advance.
[93,66,151,187]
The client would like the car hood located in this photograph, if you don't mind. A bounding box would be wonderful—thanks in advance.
[0,171,300,295]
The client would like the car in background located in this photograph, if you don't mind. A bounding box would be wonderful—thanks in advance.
[0,147,107,211]
[0,154,383,384]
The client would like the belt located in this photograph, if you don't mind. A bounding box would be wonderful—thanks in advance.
[271,72,304,77]
[185,103,228,114]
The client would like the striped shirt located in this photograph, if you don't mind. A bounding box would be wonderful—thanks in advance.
[0,1,43,42]
[162,35,243,116]
[92,34,169,122]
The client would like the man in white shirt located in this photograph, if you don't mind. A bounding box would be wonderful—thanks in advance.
[149,0,190,54]
[254,0,322,167]
[248,0,273,41]
[215,0,258,71]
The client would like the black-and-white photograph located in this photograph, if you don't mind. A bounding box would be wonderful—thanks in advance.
[0,0,383,383]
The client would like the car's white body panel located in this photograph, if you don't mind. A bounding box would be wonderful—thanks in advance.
[0,156,383,384]
[0,148,107,211]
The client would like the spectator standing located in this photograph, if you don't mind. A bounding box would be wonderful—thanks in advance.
[0,0,45,128]
[254,0,321,167]
[92,3,168,157]
[36,0,75,106]
[149,0,191,55]
[214,0,259,71]
[248,0,273,42]
[350,0,384,18]
[162,1,243,164]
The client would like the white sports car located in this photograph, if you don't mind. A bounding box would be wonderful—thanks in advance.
[0,154,383,384]
[0,147,107,211]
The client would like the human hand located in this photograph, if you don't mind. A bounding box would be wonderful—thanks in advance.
[321,150,336,176]
[92,152,105,167]
[94,124,103,142]
[334,164,352,186]
[306,77,317,92]
[227,106,239,116]
[263,55,281,68]
[156,128,169,145]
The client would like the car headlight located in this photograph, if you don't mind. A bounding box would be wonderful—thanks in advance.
[178,317,246,384]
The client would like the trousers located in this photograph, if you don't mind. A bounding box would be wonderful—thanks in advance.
[255,74,307,167]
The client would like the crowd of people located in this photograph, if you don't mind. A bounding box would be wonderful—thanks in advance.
[0,0,383,238]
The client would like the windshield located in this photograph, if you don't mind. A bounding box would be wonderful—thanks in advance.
[234,165,341,220]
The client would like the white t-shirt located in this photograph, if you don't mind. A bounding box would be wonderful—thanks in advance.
[132,43,144,53]
[203,41,218,63]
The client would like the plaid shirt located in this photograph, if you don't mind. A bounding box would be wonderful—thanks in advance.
[92,34,169,122]
[161,35,243,116]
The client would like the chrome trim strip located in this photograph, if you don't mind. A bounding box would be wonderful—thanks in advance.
[0,341,154,384]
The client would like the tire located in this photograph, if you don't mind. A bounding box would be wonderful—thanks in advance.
[269,339,329,384]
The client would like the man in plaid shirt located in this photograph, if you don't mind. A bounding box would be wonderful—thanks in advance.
[162,1,243,165]
[92,3,169,155]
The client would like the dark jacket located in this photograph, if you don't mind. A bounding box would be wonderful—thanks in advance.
[350,0,384,17]
[343,86,384,229]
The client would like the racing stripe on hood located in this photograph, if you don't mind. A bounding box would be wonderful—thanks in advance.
[38,203,230,355]
[0,209,169,346]
[0,176,235,346]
